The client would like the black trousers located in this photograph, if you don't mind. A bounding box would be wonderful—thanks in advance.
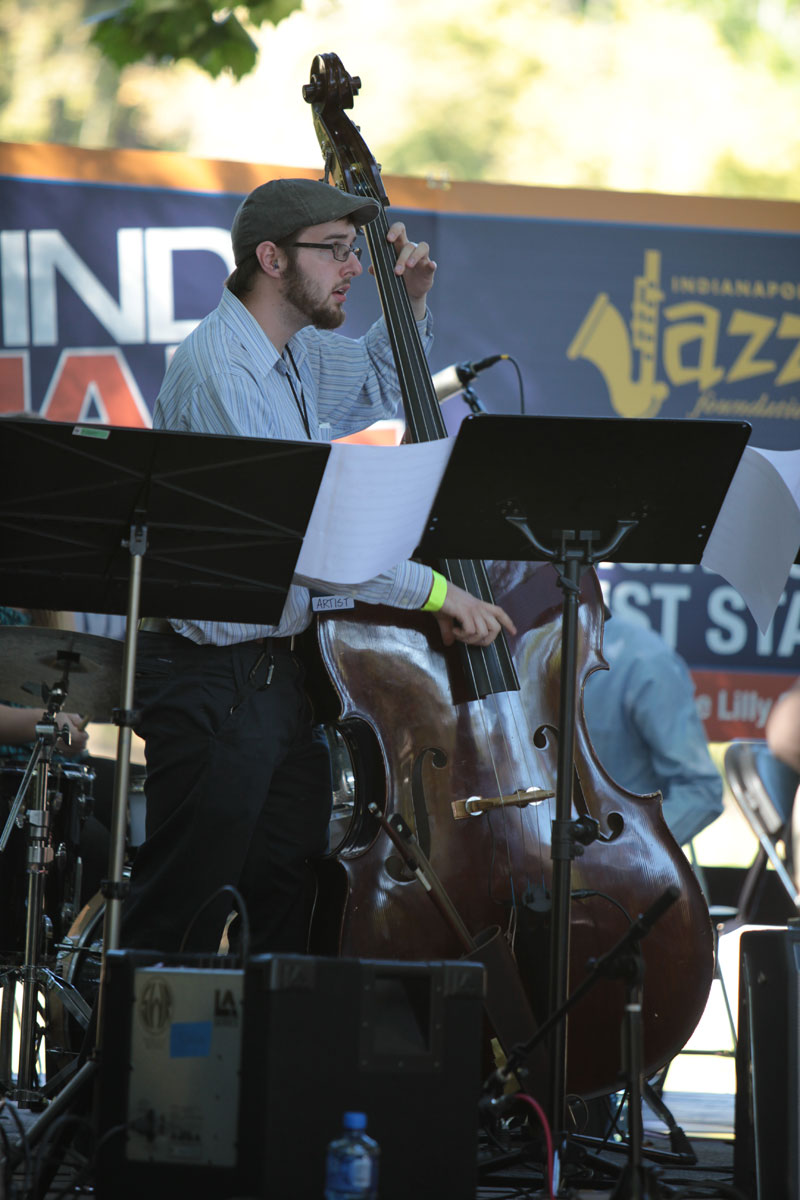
[120,631,332,955]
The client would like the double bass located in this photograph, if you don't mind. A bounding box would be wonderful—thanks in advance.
[302,53,714,1102]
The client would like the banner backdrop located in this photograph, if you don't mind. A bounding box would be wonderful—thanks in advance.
[1,144,798,738]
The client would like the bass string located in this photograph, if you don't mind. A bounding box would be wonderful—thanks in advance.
[374,256,558,906]
[361,180,554,892]
[356,174,554,917]
[442,558,554,922]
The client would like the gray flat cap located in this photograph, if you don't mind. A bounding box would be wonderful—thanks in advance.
[231,178,381,264]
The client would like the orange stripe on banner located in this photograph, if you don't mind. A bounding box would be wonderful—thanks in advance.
[1,140,799,231]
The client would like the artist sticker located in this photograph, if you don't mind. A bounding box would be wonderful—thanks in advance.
[311,596,356,612]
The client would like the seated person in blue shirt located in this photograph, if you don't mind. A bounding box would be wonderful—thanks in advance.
[122,178,515,957]
[582,616,724,848]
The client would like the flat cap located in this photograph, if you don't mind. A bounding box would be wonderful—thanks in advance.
[231,178,381,264]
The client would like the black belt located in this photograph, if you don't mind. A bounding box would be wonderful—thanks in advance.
[138,617,174,635]
[138,617,296,652]
[261,635,297,653]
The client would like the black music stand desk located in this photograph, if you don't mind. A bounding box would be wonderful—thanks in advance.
[0,416,330,1133]
[418,413,751,1169]
[0,418,329,623]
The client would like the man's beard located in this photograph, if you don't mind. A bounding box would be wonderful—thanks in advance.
[281,258,345,331]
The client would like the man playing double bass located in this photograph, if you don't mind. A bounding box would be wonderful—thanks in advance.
[121,177,516,957]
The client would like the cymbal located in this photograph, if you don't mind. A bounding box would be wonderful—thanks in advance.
[0,627,124,723]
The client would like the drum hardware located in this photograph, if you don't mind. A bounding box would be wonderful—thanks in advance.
[58,852,84,939]
[0,549,146,1137]
[44,884,125,1091]
[0,693,68,1103]
[0,960,95,1095]
[0,417,319,1171]
[0,648,103,1107]
[0,626,123,723]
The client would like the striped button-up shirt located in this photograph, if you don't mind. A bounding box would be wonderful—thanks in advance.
[155,287,436,645]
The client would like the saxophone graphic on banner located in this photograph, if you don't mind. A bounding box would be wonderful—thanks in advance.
[567,249,670,418]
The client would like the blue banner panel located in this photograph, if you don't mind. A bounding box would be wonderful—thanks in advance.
[1,177,245,425]
[2,175,799,451]
[1,165,798,735]
[432,212,800,450]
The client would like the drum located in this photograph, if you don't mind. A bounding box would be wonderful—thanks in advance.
[0,760,95,958]
[324,726,356,854]
[46,887,107,1080]
[50,761,95,944]
[58,888,105,993]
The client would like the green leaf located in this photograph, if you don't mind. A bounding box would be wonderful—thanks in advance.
[247,0,302,25]
[88,0,300,78]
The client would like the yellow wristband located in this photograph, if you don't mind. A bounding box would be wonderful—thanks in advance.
[421,570,448,613]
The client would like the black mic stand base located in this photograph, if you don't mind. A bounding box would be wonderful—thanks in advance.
[609,1162,669,1200]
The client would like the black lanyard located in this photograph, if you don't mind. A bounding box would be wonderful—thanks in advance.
[284,346,311,439]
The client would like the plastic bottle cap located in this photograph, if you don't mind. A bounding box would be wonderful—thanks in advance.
[343,1111,367,1130]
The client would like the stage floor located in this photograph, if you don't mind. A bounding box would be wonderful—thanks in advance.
[472,1088,737,1199]
[2,1087,740,1199]
[0,948,745,1198]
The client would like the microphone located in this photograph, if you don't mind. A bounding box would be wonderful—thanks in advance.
[431,354,505,401]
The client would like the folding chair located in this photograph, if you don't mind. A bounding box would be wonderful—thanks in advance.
[722,739,800,919]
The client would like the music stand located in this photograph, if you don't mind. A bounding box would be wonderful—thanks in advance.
[0,418,329,1125]
[0,418,329,623]
[418,413,751,1179]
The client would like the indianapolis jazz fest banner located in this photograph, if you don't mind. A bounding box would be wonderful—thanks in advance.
[1,141,799,740]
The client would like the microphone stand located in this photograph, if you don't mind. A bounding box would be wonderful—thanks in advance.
[480,887,680,1199]
[460,384,486,415]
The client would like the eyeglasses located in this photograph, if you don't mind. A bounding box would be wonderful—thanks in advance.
[290,242,363,263]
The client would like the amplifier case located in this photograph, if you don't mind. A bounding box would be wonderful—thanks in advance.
[96,950,485,1199]
[734,924,800,1200]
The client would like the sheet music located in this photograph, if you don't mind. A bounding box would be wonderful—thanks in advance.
[296,431,800,633]
[295,438,453,584]
[701,445,800,633]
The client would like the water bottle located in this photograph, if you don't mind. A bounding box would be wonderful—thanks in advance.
[324,1110,380,1199]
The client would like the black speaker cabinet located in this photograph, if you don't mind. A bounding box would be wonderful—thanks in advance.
[734,923,800,1200]
[95,951,485,1199]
